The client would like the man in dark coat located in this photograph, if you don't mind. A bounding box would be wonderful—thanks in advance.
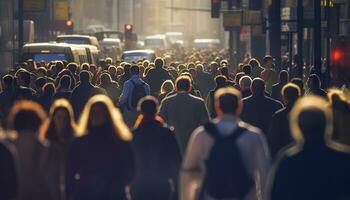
[132,96,181,200]
[271,70,289,102]
[0,75,14,128]
[305,74,327,99]
[0,140,18,200]
[269,96,350,200]
[13,70,37,102]
[144,58,172,96]
[195,64,214,98]
[268,83,301,159]
[241,78,283,135]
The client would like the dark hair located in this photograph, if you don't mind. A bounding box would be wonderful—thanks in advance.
[79,70,90,83]
[137,96,158,117]
[8,101,47,132]
[214,88,242,115]
[35,77,47,89]
[81,63,90,71]
[175,76,192,92]
[248,58,261,68]
[42,82,56,96]
[100,73,112,85]
[263,55,274,63]
[307,74,321,89]
[18,70,31,86]
[219,66,229,76]
[67,63,78,74]
[2,75,13,89]
[298,108,326,142]
[242,64,252,76]
[291,78,304,92]
[55,61,65,72]
[279,70,289,83]
[59,75,71,89]
[215,75,227,87]
[154,57,164,69]
[282,83,301,103]
[251,78,265,94]
[130,65,140,75]
[234,72,245,84]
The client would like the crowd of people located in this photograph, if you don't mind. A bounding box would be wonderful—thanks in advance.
[0,48,350,200]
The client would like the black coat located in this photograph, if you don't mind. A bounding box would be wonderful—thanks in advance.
[131,121,181,200]
[144,68,172,96]
[271,82,287,102]
[269,142,350,200]
[66,129,135,200]
[241,94,283,135]
[0,140,18,200]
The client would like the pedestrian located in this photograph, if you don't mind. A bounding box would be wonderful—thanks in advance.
[7,101,51,200]
[249,58,264,79]
[13,70,37,101]
[38,83,56,113]
[144,57,172,96]
[99,72,121,104]
[241,78,283,135]
[131,96,181,200]
[268,83,301,159]
[196,64,215,98]
[0,138,18,200]
[37,99,77,200]
[305,74,327,99]
[53,75,72,101]
[0,75,14,128]
[239,75,252,98]
[271,70,289,101]
[268,96,350,200]
[181,87,270,200]
[206,75,229,118]
[158,80,174,103]
[261,56,278,94]
[66,95,134,200]
[159,75,209,152]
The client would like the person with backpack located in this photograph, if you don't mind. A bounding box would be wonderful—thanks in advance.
[118,65,150,127]
[181,87,270,200]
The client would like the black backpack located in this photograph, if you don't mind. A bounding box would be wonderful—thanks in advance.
[202,122,254,200]
[130,80,147,109]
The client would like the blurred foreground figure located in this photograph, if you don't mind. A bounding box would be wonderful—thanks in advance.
[0,138,18,200]
[269,96,350,200]
[66,95,134,200]
[181,88,270,200]
[131,96,181,200]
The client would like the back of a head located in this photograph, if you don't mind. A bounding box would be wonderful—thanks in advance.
[55,61,65,72]
[234,72,245,85]
[137,96,158,117]
[214,87,242,115]
[242,64,252,76]
[43,82,56,96]
[2,75,13,89]
[282,83,301,104]
[251,78,265,95]
[215,75,227,87]
[79,70,90,83]
[67,63,78,74]
[176,76,192,92]
[263,55,274,64]
[81,63,90,71]
[35,77,46,89]
[154,57,164,69]
[291,78,304,91]
[219,66,229,75]
[130,65,140,76]
[290,96,332,144]
[9,101,47,133]
[307,74,321,89]
[161,80,174,93]
[248,58,260,68]
[279,70,289,83]
[100,73,111,85]
[19,70,31,86]
[239,75,252,91]
[59,75,71,89]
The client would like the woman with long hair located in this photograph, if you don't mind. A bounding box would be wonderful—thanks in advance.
[38,99,77,200]
[66,95,134,200]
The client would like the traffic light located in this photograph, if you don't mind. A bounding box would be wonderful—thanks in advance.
[211,0,221,18]
[66,20,74,34]
[124,23,133,50]
[331,49,342,63]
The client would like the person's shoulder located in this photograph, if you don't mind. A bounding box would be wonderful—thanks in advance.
[239,121,264,136]
[189,93,205,102]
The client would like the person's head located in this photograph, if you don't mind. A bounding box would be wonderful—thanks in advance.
[105,57,113,65]
[18,70,31,87]
[108,65,117,76]
[249,58,261,69]
[42,82,56,96]
[79,70,91,83]
[251,78,265,95]
[81,63,90,71]
[215,75,227,87]
[196,64,204,72]
[2,75,13,90]
[279,70,289,83]
[154,57,164,69]
[38,99,76,142]
[282,83,301,105]
[239,76,252,92]
[8,101,47,133]
[137,96,158,118]
[130,65,140,76]
[58,75,71,90]
[290,96,332,144]
[78,95,132,141]
[67,63,78,74]
[234,72,245,85]
[175,76,192,92]
[219,66,229,76]
[242,64,252,76]
[160,80,174,94]
[214,87,242,117]
[100,73,112,85]
[55,61,65,73]
[327,89,350,111]
[291,78,304,93]
[36,67,47,77]
[263,55,275,69]
[307,74,321,89]
[35,77,46,91]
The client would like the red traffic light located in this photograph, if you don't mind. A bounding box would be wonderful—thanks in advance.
[331,49,342,62]
[66,20,73,27]
[125,24,133,31]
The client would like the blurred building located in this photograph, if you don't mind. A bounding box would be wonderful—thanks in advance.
[0,0,15,70]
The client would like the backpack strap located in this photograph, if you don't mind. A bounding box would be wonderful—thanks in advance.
[204,122,247,141]
[230,125,247,142]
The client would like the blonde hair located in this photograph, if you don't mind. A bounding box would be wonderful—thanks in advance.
[160,80,174,94]
[77,95,132,141]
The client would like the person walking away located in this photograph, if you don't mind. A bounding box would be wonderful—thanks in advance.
[144,57,172,96]
[181,87,270,200]
[38,99,77,200]
[268,96,350,200]
[271,70,289,102]
[118,65,150,127]
[239,76,252,98]
[158,80,174,103]
[261,56,278,94]
[66,95,134,200]
[132,96,181,200]
[305,74,327,99]
[160,76,209,152]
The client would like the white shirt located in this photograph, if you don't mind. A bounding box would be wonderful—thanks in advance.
[180,115,271,200]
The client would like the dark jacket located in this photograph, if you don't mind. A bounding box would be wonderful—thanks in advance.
[0,89,14,128]
[241,94,283,135]
[0,140,18,200]
[306,88,327,99]
[271,82,287,102]
[144,67,172,96]
[267,104,294,159]
[13,86,37,102]
[131,120,181,200]
[53,90,72,101]
[66,127,135,200]
[269,142,350,200]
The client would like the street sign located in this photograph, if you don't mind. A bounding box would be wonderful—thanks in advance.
[223,10,242,30]
[24,0,46,12]
[54,1,69,21]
